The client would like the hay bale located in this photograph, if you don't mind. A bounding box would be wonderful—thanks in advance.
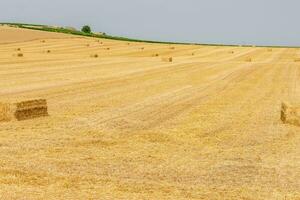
[170,47,175,50]
[17,53,23,57]
[90,54,99,58]
[14,99,48,121]
[141,47,145,50]
[162,57,173,62]
[0,103,13,122]
[281,102,300,127]
[294,58,300,62]
[16,48,21,51]
[267,49,273,52]
[106,48,110,50]
[0,99,48,122]
[46,50,51,53]
[153,53,159,57]
[245,58,252,62]
[41,40,46,43]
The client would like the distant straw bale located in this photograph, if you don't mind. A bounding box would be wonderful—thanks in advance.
[294,58,300,62]
[245,58,252,62]
[281,102,300,127]
[0,99,48,122]
[17,53,23,57]
[162,57,173,62]
[0,103,13,122]
[90,54,99,58]
[153,53,159,57]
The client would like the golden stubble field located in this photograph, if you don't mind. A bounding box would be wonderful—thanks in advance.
[0,26,299,199]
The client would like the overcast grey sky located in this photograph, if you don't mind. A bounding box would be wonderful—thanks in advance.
[1,0,299,46]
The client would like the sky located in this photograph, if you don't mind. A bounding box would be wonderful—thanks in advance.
[1,0,299,46]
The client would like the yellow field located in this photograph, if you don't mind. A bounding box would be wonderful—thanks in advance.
[0,26,300,199]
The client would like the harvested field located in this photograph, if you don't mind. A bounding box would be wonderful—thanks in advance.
[0,26,75,44]
[0,26,300,199]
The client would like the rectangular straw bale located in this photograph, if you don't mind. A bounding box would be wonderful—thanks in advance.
[162,57,173,62]
[0,103,13,122]
[14,99,48,121]
[281,102,300,127]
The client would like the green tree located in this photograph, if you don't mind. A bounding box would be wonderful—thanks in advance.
[81,25,91,33]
